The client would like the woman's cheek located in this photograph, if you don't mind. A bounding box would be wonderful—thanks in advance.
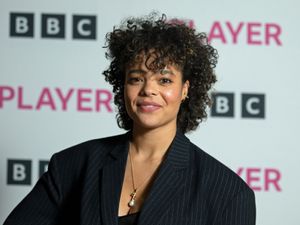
[163,89,181,102]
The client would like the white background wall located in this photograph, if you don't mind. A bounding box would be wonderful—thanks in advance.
[1,0,299,224]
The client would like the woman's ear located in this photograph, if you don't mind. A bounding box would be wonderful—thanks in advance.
[182,80,190,100]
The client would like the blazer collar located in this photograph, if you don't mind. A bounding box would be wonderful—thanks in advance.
[109,131,190,169]
[99,131,191,225]
[99,133,129,225]
[162,130,190,170]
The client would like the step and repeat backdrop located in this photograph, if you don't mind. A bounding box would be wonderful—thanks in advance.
[1,0,299,224]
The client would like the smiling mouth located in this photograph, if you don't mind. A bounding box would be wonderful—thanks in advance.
[137,102,162,112]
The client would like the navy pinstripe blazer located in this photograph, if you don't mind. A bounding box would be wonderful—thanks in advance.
[4,131,256,225]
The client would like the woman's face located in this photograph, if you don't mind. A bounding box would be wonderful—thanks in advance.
[124,56,189,132]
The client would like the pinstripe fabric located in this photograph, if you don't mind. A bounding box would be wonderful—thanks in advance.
[4,131,255,225]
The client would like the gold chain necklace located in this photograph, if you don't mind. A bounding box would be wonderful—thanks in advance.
[128,149,138,208]
[127,148,161,208]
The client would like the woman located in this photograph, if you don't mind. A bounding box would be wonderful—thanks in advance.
[4,14,256,225]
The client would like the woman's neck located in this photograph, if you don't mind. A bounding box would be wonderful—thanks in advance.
[130,124,177,160]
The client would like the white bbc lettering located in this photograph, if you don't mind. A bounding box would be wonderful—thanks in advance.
[246,97,260,115]
[47,18,60,35]
[77,19,92,36]
[13,163,26,181]
[16,17,29,34]
[216,96,230,114]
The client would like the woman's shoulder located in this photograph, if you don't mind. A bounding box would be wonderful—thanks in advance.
[188,141,253,194]
[47,132,129,173]
[54,132,128,158]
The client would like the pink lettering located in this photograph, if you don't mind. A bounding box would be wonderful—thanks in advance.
[226,22,244,44]
[264,168,282,191]
[0,85,114,113]
[188,20,195,29]
[265,23,282,46]
[36,88,56,110]
[247,23,262,45]
[208,21,226,44]
[18,86,33,110]
[208,21,282,46]
[246,168,261,191]
[77,89,92,112]
[237,167,282,192]
[55,88,74,111]
[168,19,195,28]
[236,167,243,176]
[95,90,113,112]
[0,86,14,108]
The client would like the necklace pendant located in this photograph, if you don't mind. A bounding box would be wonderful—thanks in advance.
[128,198,135,207]
[128,189,137,208]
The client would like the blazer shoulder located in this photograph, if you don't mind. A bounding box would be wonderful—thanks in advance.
[42,133,128,194]
[47,132,128,177]
[189,142,253,195]
[53,132,128,159]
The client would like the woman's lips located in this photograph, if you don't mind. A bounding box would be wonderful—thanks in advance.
[137,101,162,112]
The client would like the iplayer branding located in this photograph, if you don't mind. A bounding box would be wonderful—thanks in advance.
[207,21,282,46]
[0,85,113,112]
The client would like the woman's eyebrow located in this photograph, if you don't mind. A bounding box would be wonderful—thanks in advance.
[160,68,175,75]
[126,68,176,76]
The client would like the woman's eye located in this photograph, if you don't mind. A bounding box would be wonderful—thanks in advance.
[128,77,143,84]
[159,78,172,84]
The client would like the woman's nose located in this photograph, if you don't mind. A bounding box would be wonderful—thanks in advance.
[140,80,158,96]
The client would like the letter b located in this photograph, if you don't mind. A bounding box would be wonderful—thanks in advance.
[211,93,234,117]
[10,13,34,37]
[7,159,32,185]
[42,14,65,38]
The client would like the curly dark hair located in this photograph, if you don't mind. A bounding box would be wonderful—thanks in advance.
[103,13,218,134]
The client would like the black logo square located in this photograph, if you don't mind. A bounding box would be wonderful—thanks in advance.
[7,159,32,185]
[242,93,265,118]
[72,15,96,40]
[10,13,34,37]
[211,92,234,117]
[41,14,65,38]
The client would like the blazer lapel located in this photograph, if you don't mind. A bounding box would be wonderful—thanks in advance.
[138,132,191,225]
[99,134,129,225]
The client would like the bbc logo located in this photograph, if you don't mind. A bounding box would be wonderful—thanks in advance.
[7,159,49,185]
[211,93,265,118]
[10,13,97,40]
